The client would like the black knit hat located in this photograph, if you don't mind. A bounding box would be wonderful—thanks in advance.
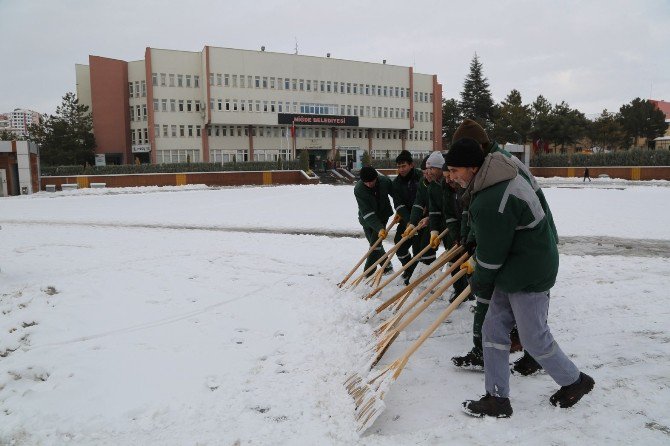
[445,138,485,167]
[395,150,413,165]
[360,166,378,182]
[420,155,430,170]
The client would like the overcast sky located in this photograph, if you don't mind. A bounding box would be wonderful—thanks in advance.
[2,0,669,118]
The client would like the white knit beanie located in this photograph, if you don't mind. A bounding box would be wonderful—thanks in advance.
[426,151,445,169]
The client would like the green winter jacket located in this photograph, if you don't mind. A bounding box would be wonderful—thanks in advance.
[468,152,559,301]
[461,141,558,244]
[391,168,423,223]
[410,177,431,226]
[428,178,460,247]
[355,174,394,232]
[487,142,558,242]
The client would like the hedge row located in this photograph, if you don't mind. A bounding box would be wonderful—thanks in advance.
[531,149,670,167]
[41,160,303,176]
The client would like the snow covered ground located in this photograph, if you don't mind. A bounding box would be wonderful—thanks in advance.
[1,178,669,445]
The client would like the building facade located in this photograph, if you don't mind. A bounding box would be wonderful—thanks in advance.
[0,109,42,138]
[76,46,443,167]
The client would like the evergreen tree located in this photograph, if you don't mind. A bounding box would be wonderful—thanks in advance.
[0,130,18,141]
[29,92,96,166]
[361,150,372,167]
[492,89,531,144]
[529,95,555,149]
[459,54,495,130]
[588,110,626,151]
[550,101,589,152]
[441,98,461,147]
[618,98,668,148]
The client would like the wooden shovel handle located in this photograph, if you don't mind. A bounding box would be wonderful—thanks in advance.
[391,285,472,379]
[367,227,449,298]
[373,245,461,311]
[346,219,398,287]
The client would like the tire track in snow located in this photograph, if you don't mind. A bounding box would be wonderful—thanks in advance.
[3,219,669,258]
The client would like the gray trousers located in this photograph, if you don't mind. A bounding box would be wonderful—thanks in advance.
[482,288,580,398]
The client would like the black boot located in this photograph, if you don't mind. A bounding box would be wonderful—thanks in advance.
[463,393,513,418]
[550,372,595,408]
[512,351,543,376]
[451,348,484,369]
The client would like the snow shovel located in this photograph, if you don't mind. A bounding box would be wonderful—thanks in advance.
[375,257,469,348]
[361,220,426,287]
[363,245,461,310]
[344,285,471,434]
[365,227,449,300]
[338,219,398,288]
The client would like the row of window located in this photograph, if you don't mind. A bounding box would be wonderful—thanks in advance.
[156,149,201,164]
[371,149,432,160]
[153,124,203,139]
[210,98,432,122]
[130,105,147,121]
[128,81,147,99]
[153,98,203,113]
[155,148,431,164]
[208,73,433,103]
[147,123,434,142]
[210,148,291,163]
[151,73,201,88]
[131,128,149,145]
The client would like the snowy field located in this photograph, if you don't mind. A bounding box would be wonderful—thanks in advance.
[1,178,669,445]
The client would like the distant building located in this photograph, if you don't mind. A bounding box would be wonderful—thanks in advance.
[0,114,10,132]
[4,109,42,138]
[650,99,670,150]
[75,46,443,167]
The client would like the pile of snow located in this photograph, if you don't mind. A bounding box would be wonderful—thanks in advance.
[1,180,669,445]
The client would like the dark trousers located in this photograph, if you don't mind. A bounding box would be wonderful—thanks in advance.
[363,224,388,274]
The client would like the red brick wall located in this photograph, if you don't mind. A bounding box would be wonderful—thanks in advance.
[90,56,131,162]
[40,170,319,191]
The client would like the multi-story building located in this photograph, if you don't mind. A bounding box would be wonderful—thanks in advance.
[6,109,42,138]
[650,99,670,150]
[75,46,443,166]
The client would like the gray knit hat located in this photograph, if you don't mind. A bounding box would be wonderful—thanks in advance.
[425,151,445,169]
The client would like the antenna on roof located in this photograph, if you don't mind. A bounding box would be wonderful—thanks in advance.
[294,37,298,55]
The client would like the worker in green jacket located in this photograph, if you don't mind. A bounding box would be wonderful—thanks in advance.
[399,155,438,285]
[450,119,552,375]
[402,155,437,263]
[390,150,423,284]
[354,166,395,276]
[445,138,594,418]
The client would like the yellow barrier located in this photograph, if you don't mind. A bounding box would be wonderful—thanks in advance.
[176,173,187,186]
[263,172,272,185]
[631,167,641,180]
[76,176,90,188]
[567,167,575,177]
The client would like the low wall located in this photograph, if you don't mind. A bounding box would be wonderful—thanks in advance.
[40,170,319,191]
[530,166,670,181]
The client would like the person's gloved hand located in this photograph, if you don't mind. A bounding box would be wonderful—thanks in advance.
[402,224,415,238]
[429,231,440,249]
[392,213,401,224]
[378,229,388,240]
[460,256,476,275]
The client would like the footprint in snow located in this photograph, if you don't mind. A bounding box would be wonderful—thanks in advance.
[232,338,244,345]
[205,376,221,391]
